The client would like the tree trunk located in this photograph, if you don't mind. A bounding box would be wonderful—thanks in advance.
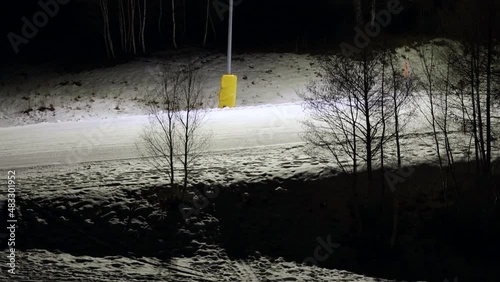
[363,53,373,203]
[352,0,364,27]
[127,0,132,52]
[485,5,493,175]
[351,95,363,235]
[182,0,187,37]
[380,55,388,242]
[118,0,126,52]
[168,110,175,188]
[106,3,115,59]
[418,46,447,206]
[470,53,480,172]
[130,0,137,54]
[172,0,178,48]
[141,0,147,53]
[380,55,386,197]
[99,0,110,58]
[99,0,115,59]
[388,53,400,249]
[137,0,143,51]
[443,54,458,199]
[427,48,447,207]
[158,0,163,34]
[370,0,376,28]
[203,0,210,47]
[474,46,485,168]
[389,55,402,168]
[182,71,193,195]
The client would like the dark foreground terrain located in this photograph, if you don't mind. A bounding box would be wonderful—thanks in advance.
[1,160,499,281]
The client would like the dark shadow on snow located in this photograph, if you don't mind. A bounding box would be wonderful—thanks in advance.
[8,160,500,281]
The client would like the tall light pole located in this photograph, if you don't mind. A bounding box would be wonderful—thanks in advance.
[227,0,234,74]
[218,0,237,108]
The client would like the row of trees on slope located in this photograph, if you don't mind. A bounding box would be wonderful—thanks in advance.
[91,0,418,59]
[93,0,219,58]
[300,0,499,248]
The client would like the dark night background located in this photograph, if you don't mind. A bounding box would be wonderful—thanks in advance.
[0,0,432,64]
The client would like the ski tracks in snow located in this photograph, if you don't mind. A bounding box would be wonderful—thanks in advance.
[234,260,260,282]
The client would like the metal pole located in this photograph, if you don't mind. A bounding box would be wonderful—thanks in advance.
[227,0,233,74]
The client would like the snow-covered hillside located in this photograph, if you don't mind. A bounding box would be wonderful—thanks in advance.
[0,51,318,127]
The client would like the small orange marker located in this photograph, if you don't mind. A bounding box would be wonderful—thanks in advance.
[404,62,409,78]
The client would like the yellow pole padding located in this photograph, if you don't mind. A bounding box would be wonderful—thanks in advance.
[218,74,237,108]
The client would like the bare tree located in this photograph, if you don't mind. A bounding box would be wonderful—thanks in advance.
[175,64,210,194]
[437,46,460,188]
[139,62,210,199]
[299,56,363,235]
[385,50,417,248]
[387,52,416,169]
[299,51,390,235]
[448,0,499,178]
[349,50,388,204]
[416,45,450,206]
[140,65,181,190]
